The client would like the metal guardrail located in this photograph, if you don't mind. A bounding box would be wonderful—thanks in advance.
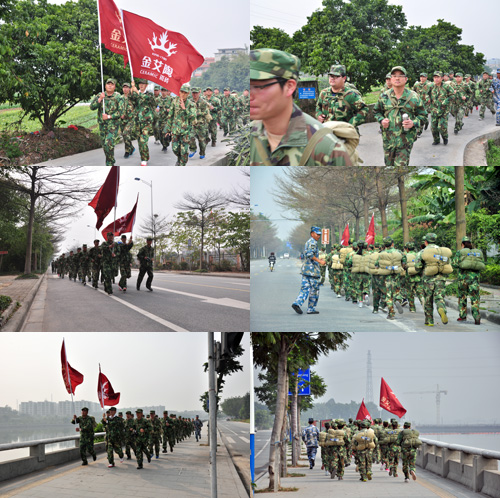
[0,433,106,452]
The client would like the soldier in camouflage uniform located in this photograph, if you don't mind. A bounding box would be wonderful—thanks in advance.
[231,90,242,129]
[490,69,500,126]
[205,87,221,147]
[134,409,152,469]
[102,407,124,467]
[398,421,418,482]
[331,419,349,480]
[124,411,136,460]
[90,78,123,166]
[478,71,495,120]
[153,86,162,144]
[67,251,75,281]
[429,71,454,145]
[383,72,392,91]
[166,83,197,166]
[158,88,173,152]
[319,246,327,285]
[249,49,352,166]
[370,244,387,314]
[74,247,83,282]
[240,88,250,125]
[80,244,91,285]
[452,236,484,325]
[162,411,176,453]
[404,242,424,313]
[316,64,368,132]
[100,231,117,295]
[291,226,325,315]
[354,420,376,482]
[379,420,390,470]
[412,73,432,135]
[188,87,211,160]
[130,79,156,166]
[464,75,477,116]
[386,419,402,477]
[220,87,237,136]
[344,241,359,304]
[120,82,137,159]
[148,411,162,459]
[117,235,133,292]
[374,66,427,167]
[71,407,97,465]
[58,254,67,278]
[450,72,472,134]
[88,239,102,290]
[137,237,154,291]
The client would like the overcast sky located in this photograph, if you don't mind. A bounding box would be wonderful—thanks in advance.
[0,332,250,412]
[251,0,499,60]
[47,166,249,255]
[48,0,249,59]
[253,332,500,425]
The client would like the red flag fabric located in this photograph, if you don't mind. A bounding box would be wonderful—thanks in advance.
[61,340,84,395]
[98,366,120,408]
[100,195,138,240]
[340,223,350,246]
[98,0,128,61]
[121,10,204,94]
[380,377,407,418]
[88,167,120,230]
[356,399,373,422]
[365,214,375,245]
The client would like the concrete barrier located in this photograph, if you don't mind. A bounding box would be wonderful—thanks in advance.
[417,437,500,498]
[0,433,106,482]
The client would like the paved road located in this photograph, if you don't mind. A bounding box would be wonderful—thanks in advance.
[23,271,249,332]
[218,421,251,490]
[250,259,500,332]
[357,109,498,166]
[253,428,271,481]
[33,129,231,166]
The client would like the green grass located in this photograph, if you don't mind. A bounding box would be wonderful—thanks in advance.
[0,105,98,133]
[486,139,500,166]
[363,87,382,105]
[0,295,13,314]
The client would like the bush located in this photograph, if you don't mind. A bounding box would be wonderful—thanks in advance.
[481,265,500,286]
[179,261,189,270]
[171,263,180,270]
[15,273,39,280]
[215,260,233,272]
[0,295,13,314]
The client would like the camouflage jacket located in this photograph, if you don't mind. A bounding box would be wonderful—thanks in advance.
[121,94,136,124]
[137,244,154,268]
[130,90,156,124]
[373,87,427,149]
[467,80,477,98]
[192,97,212,128]
[301,237,320,278]
[315,86,368,127]
[90,92,123,127]
[88,246,102,269]
[250,103,352,166]
[450,81,472,107]
[150,417,162,437]
[72,415,96,436]
[220,94,238,117]
[412,81,432,106]
[158,95,173,123]
[80,250,91,268]
[429,83,454,117]
[124,418,136,439]
[100,240,116,266]
[104,415,124,441]
[477,78,492,97]
[166,97,196,136]
[240,94,250,113]
[490,78,500,99]
[117,241,133,266]
[134,417,151,442]
[206,95,221,119]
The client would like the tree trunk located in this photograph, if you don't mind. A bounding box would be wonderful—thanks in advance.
[363,197,369,239]
[375,167,388,237]
[455,166,466,250]
[280,411,288,478]
[397,171,409,244]
[290,380,298,466]
[355,215,360,241]
[24,182,36,274]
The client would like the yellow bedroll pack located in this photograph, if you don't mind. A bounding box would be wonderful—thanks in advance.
[319,431,327,447]
[422,246,453,276]
[401,428,422,448]
[361,252,371,274]
[339,247,353,264]
[322,120,363,166]
[385,428,401,444]
[368,250,380,275]
[351,253,363,273]
[354,428,375,450]
[325,428,345,446]
[458,248,486,272]
[406,251,418,276]
[377,251,403,275]
[331,253,343,270]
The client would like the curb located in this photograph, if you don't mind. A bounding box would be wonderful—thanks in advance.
[0,273,46,332]
[463,128,500,166]
[178,272,250,279]
[444,296,500,327]
[218,427,250,497]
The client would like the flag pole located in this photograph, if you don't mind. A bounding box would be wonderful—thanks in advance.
[113,166,119,235]
[99,363,105,411]
[120,9,135,83]
[64,338,75,415]
[96,0,106,114]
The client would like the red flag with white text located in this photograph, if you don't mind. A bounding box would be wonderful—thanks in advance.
[356,399,373,422]
[98,0,128,62]
[101,194,139,240]
[88,166,120,230]
[121,10,204,94]
[98,365,120,408]
[61,340,84,395]
[340,223,350,246]
[380,377,407,418]
[365,213,375,245]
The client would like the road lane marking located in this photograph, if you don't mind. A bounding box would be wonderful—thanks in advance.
[416,476,458,498]
[256,438,270,459]
[226,436,236,444]
[153,280,249,292]
[219,425,239,435]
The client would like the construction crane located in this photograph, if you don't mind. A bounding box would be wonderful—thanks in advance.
[403,384,448,425]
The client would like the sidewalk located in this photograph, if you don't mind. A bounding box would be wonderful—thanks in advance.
[0,432,247,498]
[0,274,45,331]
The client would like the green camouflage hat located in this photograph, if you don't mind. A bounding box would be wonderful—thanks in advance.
[122,82,130,87]
[105,78,117,85]
[391,65,407,75]
[406,242,415,250]
[455,72,463,77]
[404,421,411,427]
[328,64,346,76]
[205,86,213,91]
[154,85,160,90]
[224,87,230,91]
[161,87,168,91]
[385,72,392,79]
[462,236,471,242]
[424,233,437,243]
[352,241,359,248]
[107,231,114,237]
[126,411,132,415]
[383,236,393,247]
[136,78,147,84]
[136,408,143,414]
[109,407,116,412]
[191,87,201,93]
[81,407,89,411]
[465,74,471,78]
[250,48,300,81]
[150,410,155,415]
[420,72,428,77]
[180,83,191,92]
[433,71,443,77]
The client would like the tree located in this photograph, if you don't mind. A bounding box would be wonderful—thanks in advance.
[174,190,227,270]
[250,26,293,52]
[138,213,170,266]
[0,0,130,131]
[225,167,250,209]
[222,211,250,271]
[455,166,466,250]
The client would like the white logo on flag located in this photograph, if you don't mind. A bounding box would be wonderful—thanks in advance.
[110,29,122,42]
[148,31,178,57]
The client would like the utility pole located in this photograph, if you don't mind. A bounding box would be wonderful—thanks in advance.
[366,350,373,404]
[208,333,217,498]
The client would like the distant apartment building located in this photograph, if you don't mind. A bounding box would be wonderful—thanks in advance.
[20,400,102,417]
[214,47,247,62]
[193,57,215,78]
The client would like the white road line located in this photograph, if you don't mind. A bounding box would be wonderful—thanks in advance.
[151,286,250,310]
[226,436,236,444]
[219,424,239,435]
[95,288,189,332]
[256,438,270,459]
[239,436,250,443]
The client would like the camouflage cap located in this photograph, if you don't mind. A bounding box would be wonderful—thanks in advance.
[154,85,160,90]
[357,239,365,247]
[405,242,415,250]
[455,72,463,77]
[433,71,443,77]
[107,231,114,237]
[391,65,407,75]
[146,236,153,241]
[352,241,358,248]
[383,236,393,247]
[368,244,374,249]
[250,48,300,81]
[150,410,155,414]
[136,78,147,84]
[122,82,130,87]
[483,70,490,75]
[180,83,191,92]
[424,233,437,243]
[420,72,427,77]
[497,68,500,73]
[163,410,168,414]
[449,69,455,74]
[404,421,411,427]
[105,78,117,85]
[161,87,168,91]
[118,412,123,416]
[83,244,87,248]
[462,236,471,242]
[385,72,392,79]
[109,407,117,412]
[191,87,201,93]
[205,86,213,91]
[390,418,398,424]
[310,226,321,235]
[126,411,132,415]
[223,87,230,91]
[465,74,471,78]
[136,408,143,414]
[328,64,346,76]
[81,407,89,411]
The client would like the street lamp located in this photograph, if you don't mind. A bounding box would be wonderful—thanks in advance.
[135,177,155,262]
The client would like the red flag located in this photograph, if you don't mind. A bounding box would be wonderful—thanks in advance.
[340,223,350,246]
[365,214,375,245]
[121,10,204,94]
[356,399,373,422]
[98,366,120,408]
[380,377,407,418]
[61,340,84,395]
[88,166,120,230]
[101,194,139,240]
[98,0,128,62]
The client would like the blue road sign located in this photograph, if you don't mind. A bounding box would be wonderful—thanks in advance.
[298,87,316,100]
[286,241,292,248]
[288,368,311,396]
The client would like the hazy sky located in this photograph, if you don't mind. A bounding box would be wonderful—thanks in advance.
[253,332,500,425]
[48,0,250,59]
[0,333,250,412]
[35,166,249,255]
[251,0,499,59]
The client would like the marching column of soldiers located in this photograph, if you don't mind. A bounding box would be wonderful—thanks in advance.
[52,235,156,296]
[72,407,197,469]
[90,78,249,166]
[318,234,485,326]
[314,417,422,483]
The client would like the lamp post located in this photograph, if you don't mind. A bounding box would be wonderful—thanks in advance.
[134,177,155,262]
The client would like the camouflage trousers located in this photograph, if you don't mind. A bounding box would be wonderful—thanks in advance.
[407,276,424,311]
[357,449,373,479]
[320,265,326,284]
[350,273,360,300]
[451,104,466,132]
[119,263,132,289]
[125,436,136,458]
[172,134,191,166]
[321,445,333,470]
[137,265,154,290]
[330,446,346,477]
[135,438,151,467]
[102,264,114,295]
[221,115,236,135]
[372,443,381,463]
[382,142,413,167]
[163,432,175,451]
[153,116,161,142]
[122,119,137,155]
[79,435,96,464]
[431,113,449,141]
[380,444,389,468]
[137,122,153,161]
[149,434,161,457]
[99,124,120,166]
[293,275,320,312]
[494,97,500,125]
[106,437,124,464]
[359,273,371,302]
[457,271,481,320]
[332,270,343,294]
[189,125,208,156]
[160,121,171,149]
[423,277,446,325]
[81,265,91,284]
[388,444,401,475]
[372,275,387,311]
[68,266,77,281]
[91,266,101,289]
[208,120,218,144]
[401,447,417,478]
[383,274,400,318]
[343,269,352,299]
[479,96,495,118]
